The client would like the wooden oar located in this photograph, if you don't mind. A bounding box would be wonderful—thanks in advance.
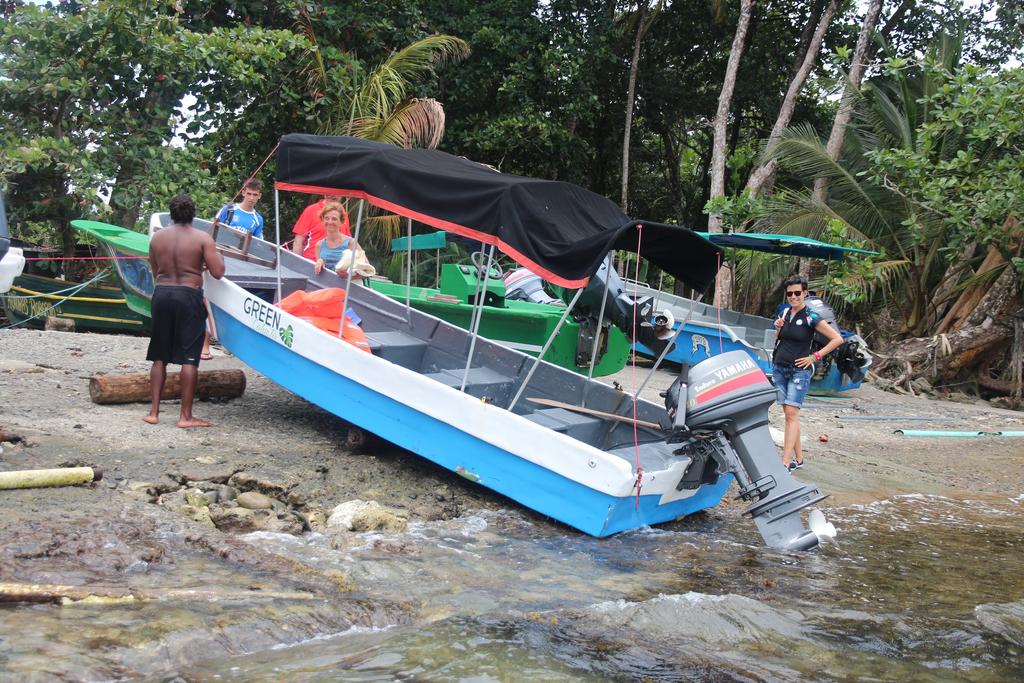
[527,397,665,430]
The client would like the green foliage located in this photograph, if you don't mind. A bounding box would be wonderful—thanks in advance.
[0,0,298,248]
[703,191,766,233]
[867,66,1024,271]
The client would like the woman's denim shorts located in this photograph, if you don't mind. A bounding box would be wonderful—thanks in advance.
[772,364,813,407]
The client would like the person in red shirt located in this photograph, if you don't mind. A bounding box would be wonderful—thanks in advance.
[291,196,350,260]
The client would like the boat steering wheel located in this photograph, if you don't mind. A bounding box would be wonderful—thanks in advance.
[470,251,503,280]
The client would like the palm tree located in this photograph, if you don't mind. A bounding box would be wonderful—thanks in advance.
[297,9,469,246]
[756,31,968,337]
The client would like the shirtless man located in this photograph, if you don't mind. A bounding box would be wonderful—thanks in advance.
[144,195,226,428]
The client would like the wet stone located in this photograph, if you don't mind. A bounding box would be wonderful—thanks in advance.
[174,464,237,485]
[236,491,274,510]
[229,470,295,498]
[209,506,303,534]
[217,485,237,503]
[327,500,408,533]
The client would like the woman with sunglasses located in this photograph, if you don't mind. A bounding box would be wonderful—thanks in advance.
[773,275,844,471]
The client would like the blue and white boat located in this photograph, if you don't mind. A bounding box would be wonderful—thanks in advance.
[199,135,834,549]
[631,232,875,395]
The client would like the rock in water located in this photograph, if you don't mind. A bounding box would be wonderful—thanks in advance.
[209,506,303,534]
[327,499,408,532]
[976,601,1024,647]
[236,491,274,510]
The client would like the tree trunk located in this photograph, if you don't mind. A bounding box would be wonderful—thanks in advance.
[788,0,825,82]
[746,0,840,197]
[89,369,247,404]
[876,265,1021,384]
[923,241,977,331]
[657,121,685,225]
[880,322,1013,381]
[813,0,884,204]
[935,245,1006,334]
[621,1,649,213]
[708,0,757,309]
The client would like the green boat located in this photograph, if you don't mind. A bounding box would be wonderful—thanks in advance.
[1,266,151,334]
[70,220,153,318]
[366,265,630,377]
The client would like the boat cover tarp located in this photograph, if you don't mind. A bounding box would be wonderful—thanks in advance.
[696,232,878,260]
[275,134,722,290]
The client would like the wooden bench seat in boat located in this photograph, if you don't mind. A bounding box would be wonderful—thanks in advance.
[522,407,604,443]
[422,366,515,403]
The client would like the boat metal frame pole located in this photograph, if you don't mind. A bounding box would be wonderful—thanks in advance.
[460,244,495,392]
[586,254,613,382]
[338,199,365,337]
[465,247,487,334]
[405,216,413,323]
[274,189,282,302]
[509,287,585,412]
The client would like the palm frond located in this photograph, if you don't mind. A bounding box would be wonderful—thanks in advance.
[351,97,446,150]
[294,5,329,109]
[345,35,469,132]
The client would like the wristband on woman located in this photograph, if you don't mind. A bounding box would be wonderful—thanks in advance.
[813,351,822,361]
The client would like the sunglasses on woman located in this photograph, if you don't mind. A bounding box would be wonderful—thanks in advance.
[785,289,804,298]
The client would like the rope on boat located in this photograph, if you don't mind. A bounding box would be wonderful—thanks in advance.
[715,250,723,354]
[630,225,644,507]
[2,268,113,299]
[0,268,113,330]
[23,255,146,261]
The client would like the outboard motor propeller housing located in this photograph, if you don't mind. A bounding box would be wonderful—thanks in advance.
[665,350,832,550]
[577,259,673,356]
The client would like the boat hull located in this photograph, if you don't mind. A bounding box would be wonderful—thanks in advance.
[2,272,150,334]
[206,276,731,537]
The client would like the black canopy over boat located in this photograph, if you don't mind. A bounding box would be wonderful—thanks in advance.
[275,134,722,290]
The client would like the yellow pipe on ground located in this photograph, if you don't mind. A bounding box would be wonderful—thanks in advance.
[0,466,102,490]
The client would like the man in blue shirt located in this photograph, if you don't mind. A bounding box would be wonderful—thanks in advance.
[215,179,264,238]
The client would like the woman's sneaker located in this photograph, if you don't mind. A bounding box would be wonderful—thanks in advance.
[793,460,804,469]
[786,461,798,472]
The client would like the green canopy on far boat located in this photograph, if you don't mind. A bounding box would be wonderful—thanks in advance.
[391,231,448,252]
[72,220,150,257]
[696,232,878,261]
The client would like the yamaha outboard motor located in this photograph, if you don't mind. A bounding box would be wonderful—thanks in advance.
[663,351,835,550]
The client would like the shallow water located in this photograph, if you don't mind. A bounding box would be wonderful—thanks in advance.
[1,494,1020,680]
[173,493,1024,682]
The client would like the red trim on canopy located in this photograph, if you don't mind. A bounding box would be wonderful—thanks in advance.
[276,181,590,288]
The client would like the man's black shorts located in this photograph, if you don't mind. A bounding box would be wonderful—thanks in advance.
[146,285,207,366]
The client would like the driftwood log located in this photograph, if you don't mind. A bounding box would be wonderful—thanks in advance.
[0,581,320,605]
[89,369,246,404]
